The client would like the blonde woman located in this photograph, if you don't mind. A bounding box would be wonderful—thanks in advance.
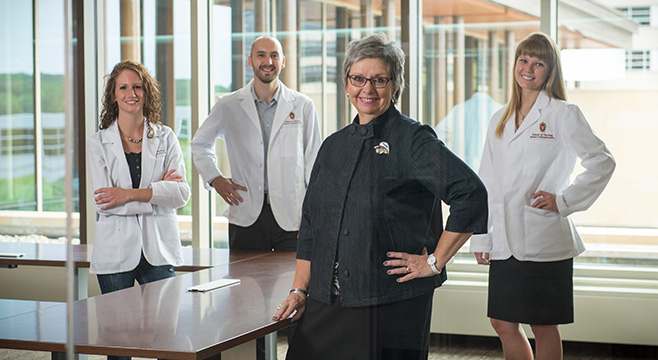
[470,32,615,359]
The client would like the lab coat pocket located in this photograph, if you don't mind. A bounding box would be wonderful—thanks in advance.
[91,218,120,265]
[523,206,571,255]
[278,126,303,157]
[154,213,181,247]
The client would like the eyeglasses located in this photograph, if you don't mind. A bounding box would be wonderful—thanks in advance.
[348,75,391,88]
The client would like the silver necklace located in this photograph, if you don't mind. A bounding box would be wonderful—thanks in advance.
[128,136,143,143]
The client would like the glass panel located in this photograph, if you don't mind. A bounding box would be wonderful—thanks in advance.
[0,1,36,214]
[210,0,255,247]
[423,1,541,171]
[40,0,68,212]
[559,1,658,265]
[103,0,192,244]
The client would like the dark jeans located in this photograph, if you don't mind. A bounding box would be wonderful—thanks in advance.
[96,253,176,360]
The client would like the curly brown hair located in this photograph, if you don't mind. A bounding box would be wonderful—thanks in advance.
[99,60,162,138]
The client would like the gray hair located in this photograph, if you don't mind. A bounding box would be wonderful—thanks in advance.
[342,33,405,103]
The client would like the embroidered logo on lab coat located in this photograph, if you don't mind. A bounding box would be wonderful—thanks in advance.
[284,112,302,125]
[374,141,390,155]
[530,122,555,140]
[156,149,167,156]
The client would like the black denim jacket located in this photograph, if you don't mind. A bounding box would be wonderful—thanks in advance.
[297,105,488,307]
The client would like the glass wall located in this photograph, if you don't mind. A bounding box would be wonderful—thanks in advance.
[422,1,540,171]
[0,1,36,212]
[103,0,193,242]
[0,0,656,267]
[558,0,658,265]
[0,0,79,242]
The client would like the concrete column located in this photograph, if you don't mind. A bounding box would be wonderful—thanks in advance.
[254,0,269,34]
[156,0,175,129]
[191,0,211,248]
[231,0,245,91]
[453,15,465,157]
[504,29,515,102]
[488,30,499,102]
[336,6,350,129]
[120,0,140,61]
[434,16,447,126]
[540,0,558,40]
[381,0,395,39]
[401,0,421,119]
[360,0,374,34]
[280,0,297,90]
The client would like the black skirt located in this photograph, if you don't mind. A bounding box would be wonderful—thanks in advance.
[286,292,434,360]
[488,256,574,325]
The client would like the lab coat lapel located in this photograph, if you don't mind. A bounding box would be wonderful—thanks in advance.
[509,91,550,143]
[239,80,262,132]
[271,82,294,138]
[141,120,158,188]
[105,121,133,189]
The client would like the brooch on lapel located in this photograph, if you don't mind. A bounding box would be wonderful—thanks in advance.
[374,141,390,155]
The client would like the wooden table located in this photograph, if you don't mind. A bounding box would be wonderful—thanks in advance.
[0,242,262,299]
[0,299,62,320]
[0,251,297,359]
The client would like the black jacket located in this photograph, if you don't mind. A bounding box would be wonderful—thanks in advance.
[297,104,488,306]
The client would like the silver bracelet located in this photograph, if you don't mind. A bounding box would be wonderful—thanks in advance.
[289,288,309,297]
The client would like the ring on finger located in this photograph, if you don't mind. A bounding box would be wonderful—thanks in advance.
[277,304,282,309]
[406,267,410,273]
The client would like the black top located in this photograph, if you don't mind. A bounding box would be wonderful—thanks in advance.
[125,152,142,189]
[296,104,488,307]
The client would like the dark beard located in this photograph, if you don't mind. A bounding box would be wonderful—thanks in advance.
[255,67,277,83]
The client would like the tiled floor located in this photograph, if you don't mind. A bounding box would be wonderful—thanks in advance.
[2,335,657,360]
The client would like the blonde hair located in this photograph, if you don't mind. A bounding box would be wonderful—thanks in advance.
[495,32,566,138]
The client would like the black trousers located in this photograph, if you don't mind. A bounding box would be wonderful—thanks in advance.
[228,198,298,251]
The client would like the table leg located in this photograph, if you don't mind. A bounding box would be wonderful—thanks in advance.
[75,267,88,300]
[265,331,277,360]
[51,351,87,360]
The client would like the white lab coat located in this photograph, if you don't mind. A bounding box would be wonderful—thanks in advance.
[190,80,321,231]
[86,120,190,274]
[470,91,615,261]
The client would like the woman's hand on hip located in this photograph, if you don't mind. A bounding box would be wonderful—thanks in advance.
[384,250,435,283]
[531,190,558,211]
[272,292,307,322]
[474,252,490,265]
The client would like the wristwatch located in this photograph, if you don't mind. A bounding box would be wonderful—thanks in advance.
[427,254,441,275]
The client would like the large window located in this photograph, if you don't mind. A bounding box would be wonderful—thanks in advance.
[1,0,656,266]
[0,0,79,242]
[103,0,193,242]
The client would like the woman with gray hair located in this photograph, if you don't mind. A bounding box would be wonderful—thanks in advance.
[273,33,488,359]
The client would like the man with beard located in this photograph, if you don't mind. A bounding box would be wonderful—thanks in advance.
[191,36,321,253]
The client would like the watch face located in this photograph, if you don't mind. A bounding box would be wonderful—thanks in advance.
[427,254,436,265]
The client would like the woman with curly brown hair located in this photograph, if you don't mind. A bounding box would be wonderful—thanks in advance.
[87,62,189,357]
